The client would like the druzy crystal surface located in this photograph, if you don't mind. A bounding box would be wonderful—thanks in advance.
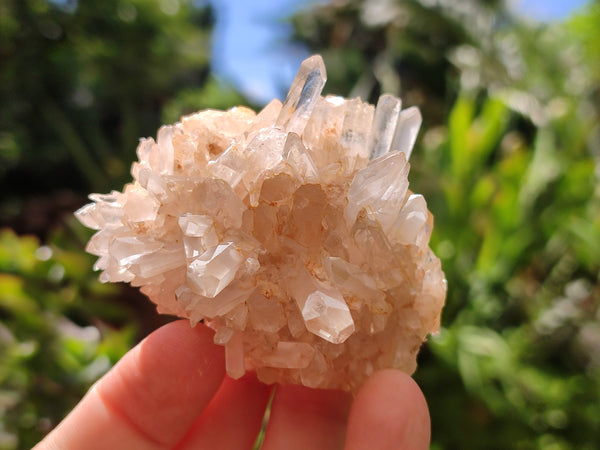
[76,55,446,392]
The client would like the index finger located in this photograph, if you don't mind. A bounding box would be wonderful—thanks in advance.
[345,370,431,450]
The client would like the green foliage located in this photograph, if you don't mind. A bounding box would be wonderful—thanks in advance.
[0,0,216,211]
[162,76,248,124]
[568,3,600,87]
[0,227,135,449]
[417,93,600,448]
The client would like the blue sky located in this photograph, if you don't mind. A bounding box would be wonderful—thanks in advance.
[208,0,323,104]
[512,0,589,21]
[209,0,590,105]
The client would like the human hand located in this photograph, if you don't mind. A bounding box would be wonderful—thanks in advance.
[34,320,430,450]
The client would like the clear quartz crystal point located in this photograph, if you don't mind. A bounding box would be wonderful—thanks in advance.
[87,192,125,227]
[156,125,180,174]
[209,145,247,189]
[177,284,254,320]
[345,151,410,233]
[178,214,218,259]
[323,256,385,310]
[128,245,185,279]
[302,289,355,344]
[225,331,245,379]
[123,187,160,222]
[390,193,429,246]
[288,267,355,344]
[137,166,168,199]
[109,234,163,267]
[368,94,402,159]
[390,106,422,160]
[340,98,375,168]
[74,203,102,230]
[283,132,319,181]
[276,55,327,135]
[187,241,244,297]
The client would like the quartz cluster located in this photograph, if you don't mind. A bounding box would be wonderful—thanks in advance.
[76,55,446,392]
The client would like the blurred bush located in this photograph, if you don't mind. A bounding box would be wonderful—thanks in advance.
[0,225,136,448]
[0,0,245,234]
[291,0,600,448]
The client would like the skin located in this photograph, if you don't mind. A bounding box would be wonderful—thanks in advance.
[34,320,430,450]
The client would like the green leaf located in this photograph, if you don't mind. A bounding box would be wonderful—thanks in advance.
[0,275,38,316]
[448,95,475,181]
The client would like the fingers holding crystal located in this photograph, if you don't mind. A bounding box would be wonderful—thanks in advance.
[345,370,431,450]
[175,373,273,450]
[35,321,226,449]
[261,385,352,450]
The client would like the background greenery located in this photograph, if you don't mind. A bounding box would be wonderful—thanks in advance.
[1,0,598,448]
